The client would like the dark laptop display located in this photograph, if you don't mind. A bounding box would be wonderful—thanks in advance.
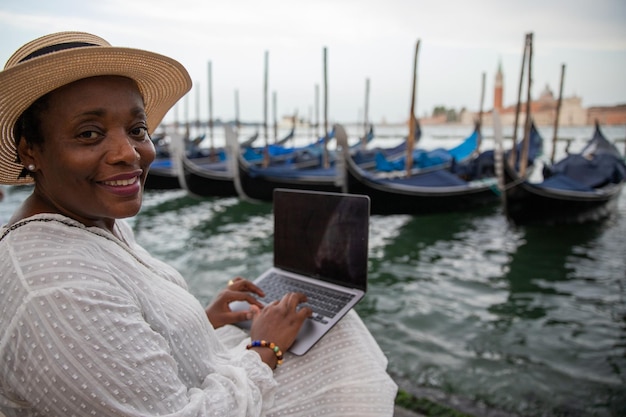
[273,188,369,291]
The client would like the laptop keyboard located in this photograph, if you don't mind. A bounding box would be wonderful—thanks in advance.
[256,272,356,323]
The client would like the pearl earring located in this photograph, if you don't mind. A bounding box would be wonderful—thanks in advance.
[27,164,36,171]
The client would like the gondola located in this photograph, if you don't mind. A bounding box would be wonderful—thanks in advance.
[144,133,216,190]
[335,123,543,215]
[234,124,421,202]
[144,132,183,190]
[145,157,182,190]
[232,130,342,202]
[147,130,258,193]
[502,122,626,225]
[235,159,342,201]
[180,154,238,198]
[332,38,516,215]
[179,126,335,198]
[231,123,392,202]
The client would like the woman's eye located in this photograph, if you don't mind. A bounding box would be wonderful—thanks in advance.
[130,126,148,138]
[78,131,100,140]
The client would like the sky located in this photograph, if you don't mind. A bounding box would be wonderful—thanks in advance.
[1,0,625,125]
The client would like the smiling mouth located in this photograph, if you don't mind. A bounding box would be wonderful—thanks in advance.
[102,176,139,187]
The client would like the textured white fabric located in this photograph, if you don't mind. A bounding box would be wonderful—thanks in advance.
[0,214,396,417]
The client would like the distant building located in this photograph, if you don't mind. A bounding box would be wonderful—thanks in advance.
[587,104,626,125]
[461,65,626,126]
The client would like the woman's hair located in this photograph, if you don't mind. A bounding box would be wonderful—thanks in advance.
[13,93,50,178]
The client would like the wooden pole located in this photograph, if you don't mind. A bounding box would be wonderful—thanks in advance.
[519,32,534,178]
[195,82,200,134]
[323,46,330,169]
[406,39,420,178]
[508,33,530,168]
[272,91,278,143]
[291,110,297,146]
[184,92,190,140]
[315,84,320,140]
[308,106,312,141]
[362,77,370,149]
[477,71,486,151]
[174,102,179,134]
[194,82,203,155]
[263,51,269,167]
[550,63,565,164]
[493,110,507,213]
[234,89,240,131]
[207,61,214,153]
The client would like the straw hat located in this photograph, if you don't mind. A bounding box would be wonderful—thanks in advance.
[0,31,192,185]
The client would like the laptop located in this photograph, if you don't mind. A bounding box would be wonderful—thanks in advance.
[229,188,370,355]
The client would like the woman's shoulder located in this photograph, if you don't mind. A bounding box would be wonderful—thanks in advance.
[2,213,95,242]
[1,214,136,266]
[2,213,188,290]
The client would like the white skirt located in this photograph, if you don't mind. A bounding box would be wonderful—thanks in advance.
[217,310,398,417]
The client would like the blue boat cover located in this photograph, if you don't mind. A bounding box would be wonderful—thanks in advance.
[380,141,408,157]
[543,153,626,189]
[246,164,336,179]
[448,129,480,160]
[375,129,479,172]
[243,130,334,161]
[540,173,594,192]
[378,168,468,187]
[540,124,626,191]
[451,150,496,180]
[151,158,173,169]
[509,124,544,169]
[242,145,297,161]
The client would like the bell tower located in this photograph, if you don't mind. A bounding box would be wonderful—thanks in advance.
[494,60,503,111]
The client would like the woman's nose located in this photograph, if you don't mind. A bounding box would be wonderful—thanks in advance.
[107,129,141,164]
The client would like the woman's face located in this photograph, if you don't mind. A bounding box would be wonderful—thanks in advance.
[26,75,156,228]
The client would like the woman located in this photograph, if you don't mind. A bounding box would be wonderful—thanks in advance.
[0,32,397,416]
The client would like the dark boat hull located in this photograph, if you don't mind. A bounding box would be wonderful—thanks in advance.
[344,155,500,215]
[145,163,180,190]
[182,156,237,198]
[502,123,626,225]
[237,156,342,201]
[503,163,623,225]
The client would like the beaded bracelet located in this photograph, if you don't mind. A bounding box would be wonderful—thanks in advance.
[246,340,284,366]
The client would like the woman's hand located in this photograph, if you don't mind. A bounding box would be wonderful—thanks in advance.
[205,277,265,328]
[250,292,312,355]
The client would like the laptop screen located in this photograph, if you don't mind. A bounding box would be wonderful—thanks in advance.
[272,189,370,291]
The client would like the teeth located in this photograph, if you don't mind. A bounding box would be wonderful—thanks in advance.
[103,177,138,186]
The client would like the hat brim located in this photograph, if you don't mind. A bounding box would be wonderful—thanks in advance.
[0,46,192,185]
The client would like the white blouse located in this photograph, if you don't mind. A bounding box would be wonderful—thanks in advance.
[0,214,396,417]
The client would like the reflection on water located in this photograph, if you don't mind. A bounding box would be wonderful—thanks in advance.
[350,192,625,416]
[482,220,625,416]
